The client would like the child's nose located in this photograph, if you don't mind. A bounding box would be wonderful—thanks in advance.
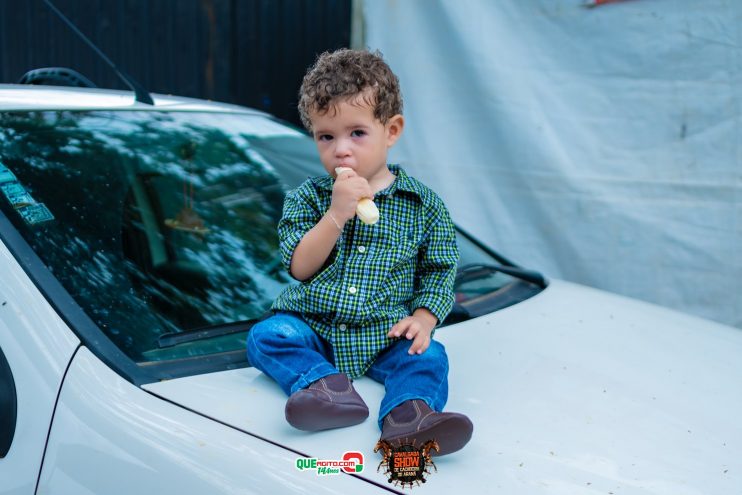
[334,138,352,157]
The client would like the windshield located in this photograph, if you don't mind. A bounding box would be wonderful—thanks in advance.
[0,110,537,370]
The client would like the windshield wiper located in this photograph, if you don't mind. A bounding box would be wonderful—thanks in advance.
[456,263,547,288]
[157,316,266,349]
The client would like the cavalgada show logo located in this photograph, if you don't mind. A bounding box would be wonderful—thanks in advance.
[295,451,364,475]
[375,439,439,488]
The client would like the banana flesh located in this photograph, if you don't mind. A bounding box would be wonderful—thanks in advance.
[355,198,380,225]
[334,167,380,225]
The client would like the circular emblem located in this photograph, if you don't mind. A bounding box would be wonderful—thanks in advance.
[374,439,439,488]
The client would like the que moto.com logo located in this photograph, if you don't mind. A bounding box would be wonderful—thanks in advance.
[295,451,364,475]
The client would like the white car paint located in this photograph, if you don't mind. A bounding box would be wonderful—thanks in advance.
[0,240,79,494]
[37,347,386,495]
[0,85,260,113]
[145,280,742,494]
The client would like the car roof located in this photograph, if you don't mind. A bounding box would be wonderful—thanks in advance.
[0,84,270,115]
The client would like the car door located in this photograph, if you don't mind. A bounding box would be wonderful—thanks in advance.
[0,237,79,494]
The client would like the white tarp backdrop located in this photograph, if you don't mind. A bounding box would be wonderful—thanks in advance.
[362,0,742,328]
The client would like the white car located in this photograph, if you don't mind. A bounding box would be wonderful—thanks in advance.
[0,83,740,495]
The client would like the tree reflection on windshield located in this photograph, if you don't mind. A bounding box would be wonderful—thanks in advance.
[0,110,309,362]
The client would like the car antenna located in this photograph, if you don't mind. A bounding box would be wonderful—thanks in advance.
[43,0,155,105]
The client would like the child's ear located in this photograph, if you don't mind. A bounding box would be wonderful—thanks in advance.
[385,114,405,147]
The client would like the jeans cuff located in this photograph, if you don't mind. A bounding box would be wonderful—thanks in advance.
[290,362,339,395]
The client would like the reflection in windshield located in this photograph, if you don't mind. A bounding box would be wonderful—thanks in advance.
[0,110,526,365]
[0,110,311,361]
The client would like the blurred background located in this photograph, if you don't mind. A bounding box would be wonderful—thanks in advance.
[1,0,740,330]
[0,0,355,126]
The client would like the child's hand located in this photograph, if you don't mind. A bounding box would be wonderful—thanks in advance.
[388,310,438,355]
[329,169,372,223]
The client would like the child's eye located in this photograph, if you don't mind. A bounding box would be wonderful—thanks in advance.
[351,130,366,138]
[317,134,333,142]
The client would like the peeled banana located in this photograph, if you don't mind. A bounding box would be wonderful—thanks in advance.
[334,167,380,225]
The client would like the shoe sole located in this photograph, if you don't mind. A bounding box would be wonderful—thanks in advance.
[383,415,474,456]
[285,392,369,431]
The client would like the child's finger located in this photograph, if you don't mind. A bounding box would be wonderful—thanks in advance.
[387,323,399,337]
[388,318,411,338]
[360,182,373,198]
[404,323,419,340]
[408,333,429,355]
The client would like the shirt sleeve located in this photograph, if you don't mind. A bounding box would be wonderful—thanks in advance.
[277,182,322,279]
[411,196,459,324]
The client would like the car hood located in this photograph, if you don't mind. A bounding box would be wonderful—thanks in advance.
[143,280,742,494]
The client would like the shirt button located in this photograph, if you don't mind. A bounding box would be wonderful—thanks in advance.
[357,245,366,253]
[339,324,347,331]
[348,286,357,294]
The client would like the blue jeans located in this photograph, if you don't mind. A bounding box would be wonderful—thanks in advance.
[246,312,449,429]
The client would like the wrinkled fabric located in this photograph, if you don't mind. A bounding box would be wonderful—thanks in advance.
[364,0,742,328]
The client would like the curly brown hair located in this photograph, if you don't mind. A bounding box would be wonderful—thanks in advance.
[298,49,403,131]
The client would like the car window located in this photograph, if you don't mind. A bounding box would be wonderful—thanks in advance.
[0,109,535,373]
[0,110,305,361]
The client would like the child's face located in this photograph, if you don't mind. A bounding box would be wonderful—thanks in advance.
[309,95,403,182]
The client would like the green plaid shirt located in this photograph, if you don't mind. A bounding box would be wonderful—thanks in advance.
[271,164,459,378]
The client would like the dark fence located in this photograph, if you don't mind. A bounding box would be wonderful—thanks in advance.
[0,0,352,126]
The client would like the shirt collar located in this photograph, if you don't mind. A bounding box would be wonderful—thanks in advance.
[315,164,425,199]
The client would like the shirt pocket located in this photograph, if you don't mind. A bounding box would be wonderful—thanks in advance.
[389,225,424,270]
[390,242,417,271]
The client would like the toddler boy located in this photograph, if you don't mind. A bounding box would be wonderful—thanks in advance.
[247,49,472,455]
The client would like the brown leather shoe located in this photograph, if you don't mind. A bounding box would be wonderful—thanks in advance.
[380,399,473,456]
[285,373,369,431]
